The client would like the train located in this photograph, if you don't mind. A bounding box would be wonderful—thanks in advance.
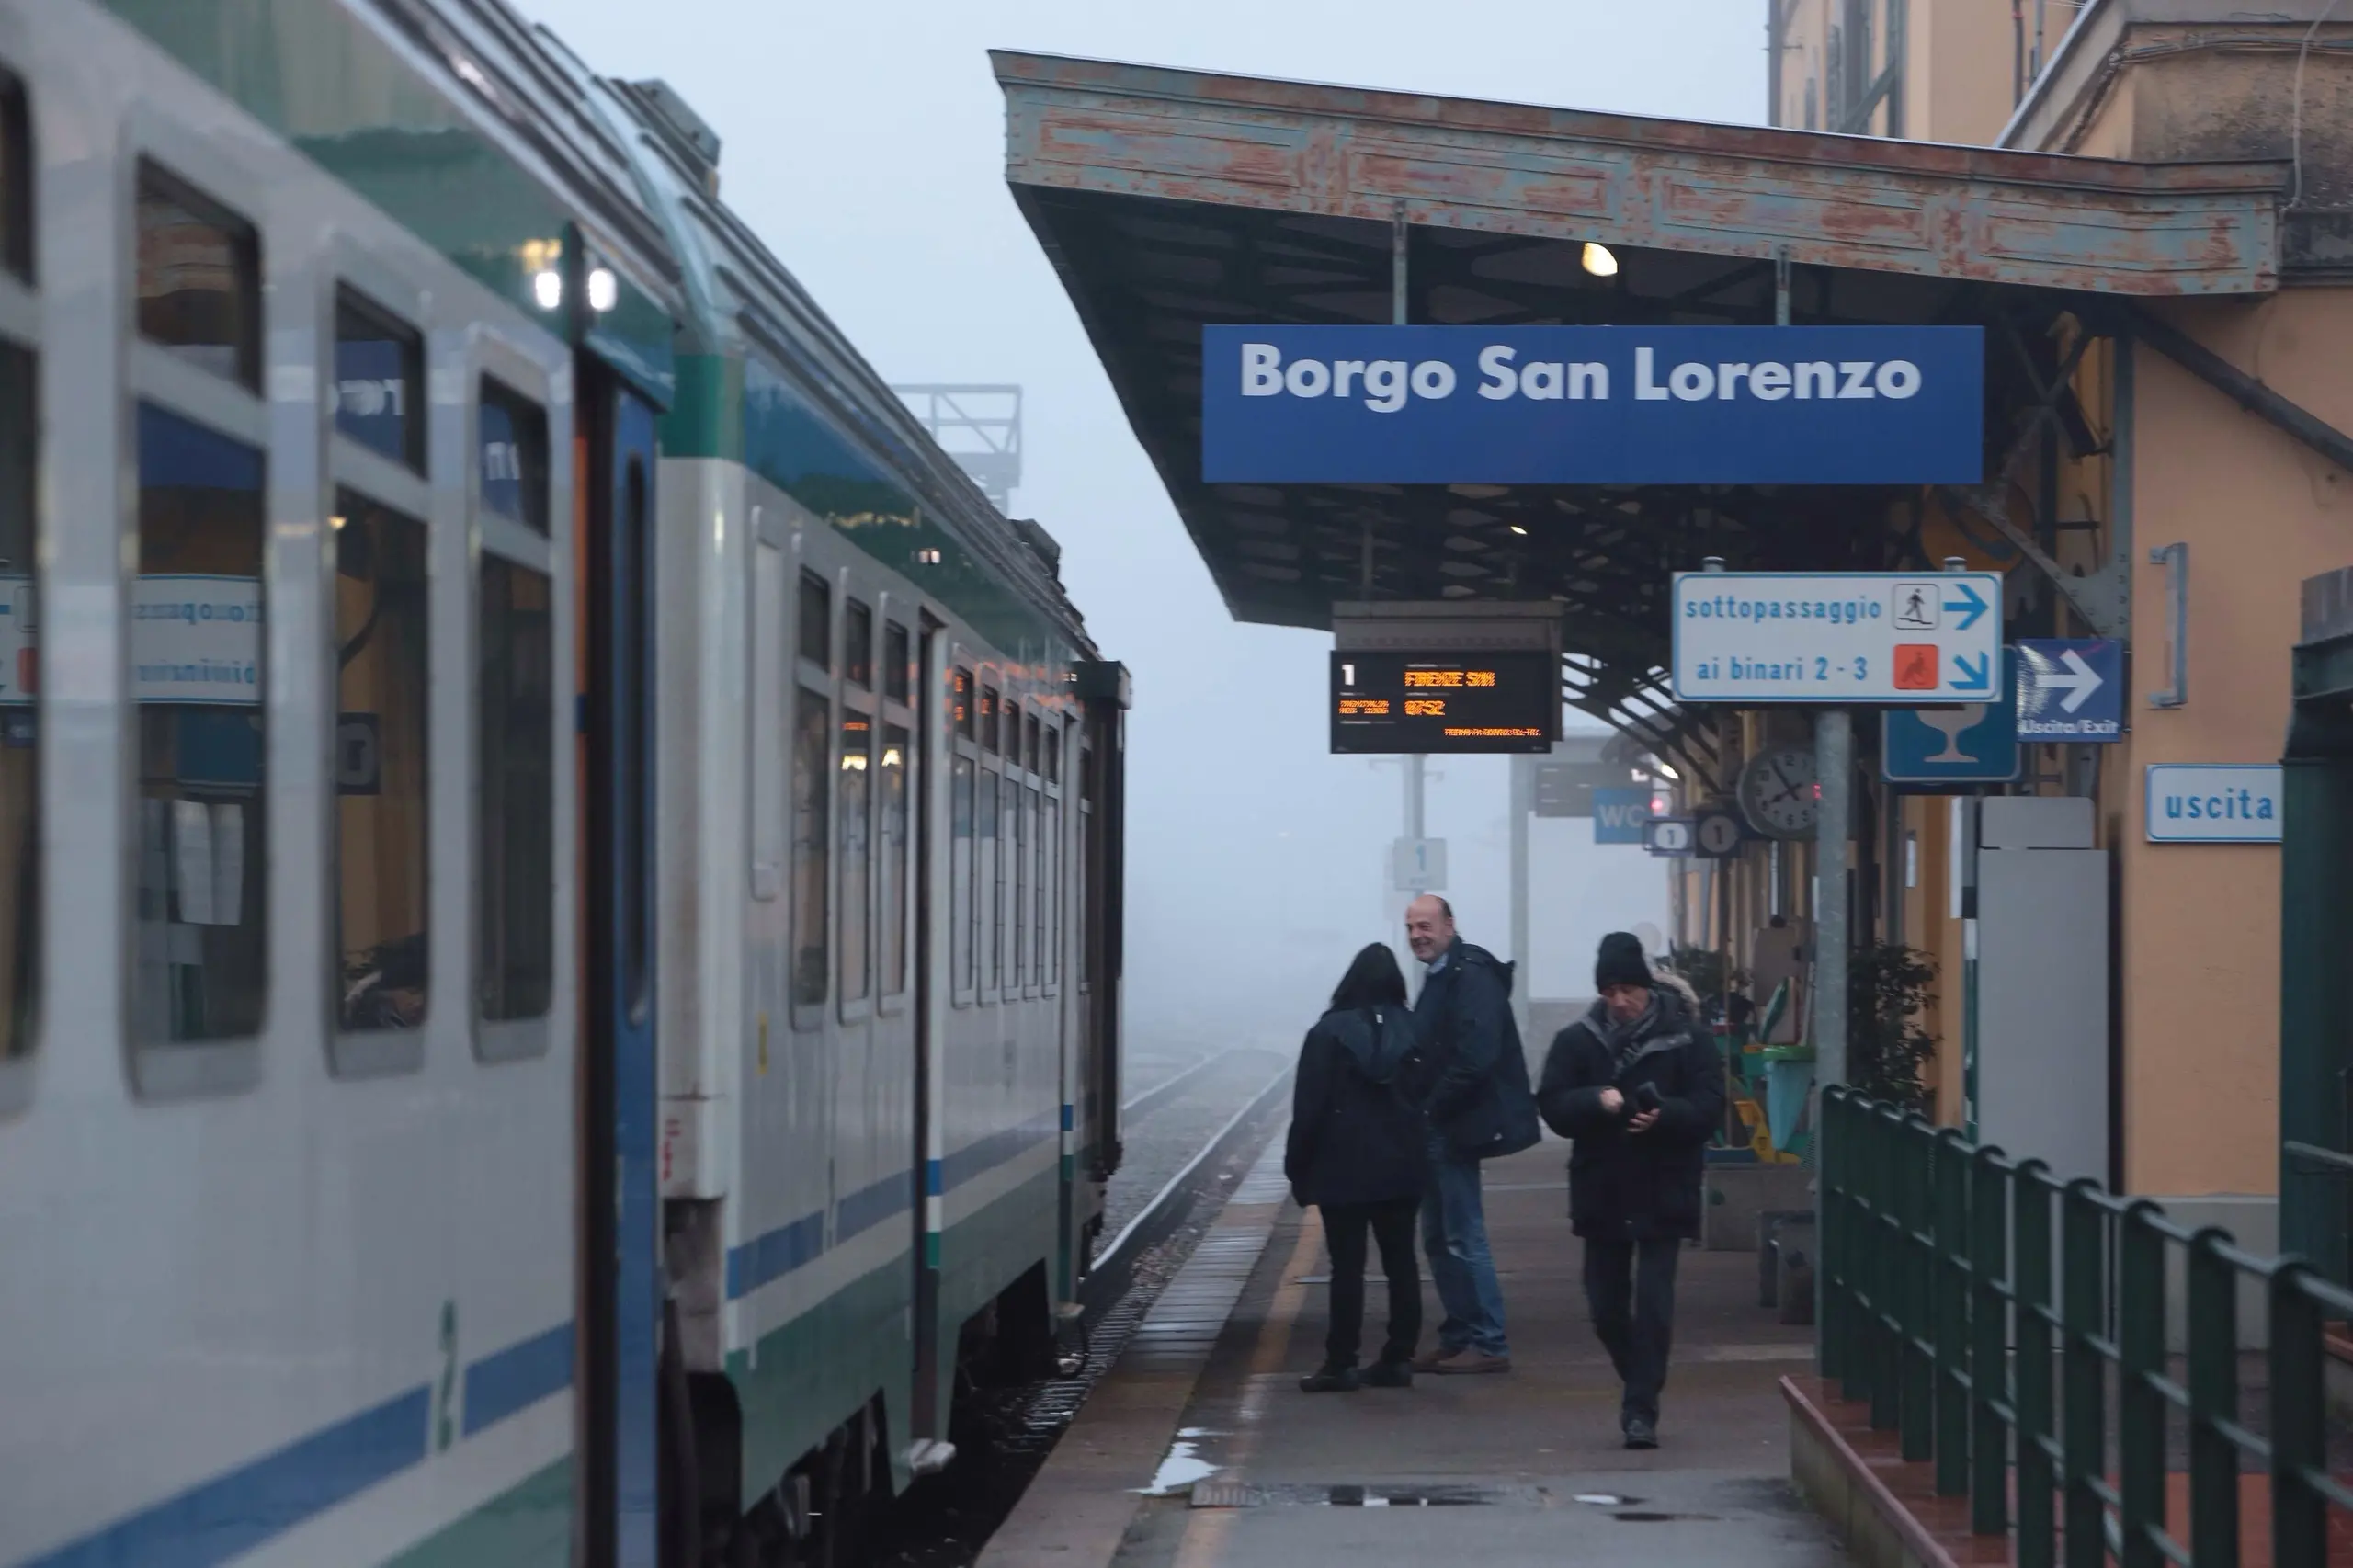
[0,3,1130,1565]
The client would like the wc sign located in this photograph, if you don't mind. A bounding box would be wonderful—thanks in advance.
[1592,787,1654,844]
[1201,324,1984,485]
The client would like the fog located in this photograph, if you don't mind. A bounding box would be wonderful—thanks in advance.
[519,0,1764,1062]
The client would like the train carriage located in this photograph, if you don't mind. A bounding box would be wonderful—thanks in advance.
[0,3,1127,1566]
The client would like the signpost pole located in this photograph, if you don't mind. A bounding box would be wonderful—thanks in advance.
[1389,201,1431,941]
[1510,754,1531,1042]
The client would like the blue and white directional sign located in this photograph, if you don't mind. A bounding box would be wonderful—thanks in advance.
[2017,639,2124,742]
[2144,765,2282,844]
[1882,650,2019,783]
[1201,325,1985,485]
[1593,787,1653,845]
[1671,572,2003,705]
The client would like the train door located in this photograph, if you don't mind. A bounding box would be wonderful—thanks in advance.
[573,356,661,1568]
[910,619,942,1441]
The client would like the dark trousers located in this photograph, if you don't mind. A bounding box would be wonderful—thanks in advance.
[1582,1235,1682,1426]
[1321,1197,1423,1369]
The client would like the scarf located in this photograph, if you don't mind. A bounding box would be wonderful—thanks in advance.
[1594,990,1665,1076]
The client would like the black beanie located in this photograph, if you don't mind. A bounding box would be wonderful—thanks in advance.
[1595,931,1651,992]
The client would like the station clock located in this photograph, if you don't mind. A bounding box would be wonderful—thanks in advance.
[1735,745,1819,840]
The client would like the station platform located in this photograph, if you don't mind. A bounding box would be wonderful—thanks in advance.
[982,1136,1847,1568]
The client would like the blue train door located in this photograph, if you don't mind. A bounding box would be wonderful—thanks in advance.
[574,358,661,1568]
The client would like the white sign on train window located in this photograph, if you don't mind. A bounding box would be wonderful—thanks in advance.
[132,574,262,706]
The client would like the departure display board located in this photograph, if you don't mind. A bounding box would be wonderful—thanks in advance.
[1330,650,1558,754]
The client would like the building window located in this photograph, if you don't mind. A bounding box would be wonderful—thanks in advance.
[951,753,974,996]
[133,403,267,1044]
[0,342,33,1060]
[881,722,909,996]
[799,572,830,669]
[790,687,830,1006]
[837,709,870,1005]
[135,163,259,391]
[335,289,424,473]
[882,620,910,704]
[334,491,429,1033]
[478,379,548,535]
[477,555,552,1024]
[843,598,872,689]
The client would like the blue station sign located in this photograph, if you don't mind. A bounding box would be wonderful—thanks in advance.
[1201,324,1985,485]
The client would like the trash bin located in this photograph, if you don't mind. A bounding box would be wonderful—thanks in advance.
[1761,1044,1816,1154]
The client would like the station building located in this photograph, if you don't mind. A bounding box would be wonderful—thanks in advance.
[997,0,2353,1289]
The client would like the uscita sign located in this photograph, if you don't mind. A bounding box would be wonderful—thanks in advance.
[1201,324,1984,485]
[2143,764,2282,844]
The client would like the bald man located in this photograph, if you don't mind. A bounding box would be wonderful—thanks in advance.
[1403,895,1540,1374]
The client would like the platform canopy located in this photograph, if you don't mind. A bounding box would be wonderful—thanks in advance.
[996,51,2288,771]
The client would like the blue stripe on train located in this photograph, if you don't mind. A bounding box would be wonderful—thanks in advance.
[21,1324,575,1568]
[725,1108,1063,1301]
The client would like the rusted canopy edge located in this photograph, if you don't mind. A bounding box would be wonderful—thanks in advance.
[995,49,2285,297]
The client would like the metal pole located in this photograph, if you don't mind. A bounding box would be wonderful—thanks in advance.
[1392,199,1427,906]
[1813,709,1851,1092]
[1510,755,1531,1043]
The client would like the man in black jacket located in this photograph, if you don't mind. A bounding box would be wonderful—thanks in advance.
[1537,932,1726,1449]
[1404,895,1540,1376]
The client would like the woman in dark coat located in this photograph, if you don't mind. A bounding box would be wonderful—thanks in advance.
[1284,943,1427,1392]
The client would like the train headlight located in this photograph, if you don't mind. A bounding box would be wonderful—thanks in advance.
[531,268,563,311]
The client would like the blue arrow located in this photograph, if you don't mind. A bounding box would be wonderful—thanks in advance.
[1950,652,1991,692]
[1942,580,1989,631]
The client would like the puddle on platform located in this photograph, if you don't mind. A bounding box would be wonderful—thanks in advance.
[1135,1439,1221,1496]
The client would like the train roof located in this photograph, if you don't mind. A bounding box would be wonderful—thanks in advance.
[539,40,1097,658]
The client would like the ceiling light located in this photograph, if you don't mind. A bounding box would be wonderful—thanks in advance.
[531,269,563,311]
[1581,242,1619,278]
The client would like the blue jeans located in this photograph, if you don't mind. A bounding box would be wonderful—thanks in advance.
[1421,1134,1508,1356]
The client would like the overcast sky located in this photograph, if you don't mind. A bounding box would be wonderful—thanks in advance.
[520,0,1766,1053]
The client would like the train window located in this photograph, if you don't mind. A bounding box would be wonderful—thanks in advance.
[135,162,259,390]
[476,556,553,1025]
[1026,714,1040,775]
[980,764,1000,994]
[843,599,871,690]
[882,621,909,704]
[1013,773,1029,987]
[132,403,267,1045]
[1045,726,1061,785]
[880,723,909,996]
[977,687,997,753]
[1078,744,1094,986]
[478,380,549,536]
[1029,783,1044,990]
[952,665,973,738]
[790,688,830,1007]
[0,344,33,1062]
[1044,792,1061,987]
[749,540,785,900]
[950,753,974,999]
[335,289,424,473]
[0,73,29,284]
[333,491,430,1037]
[798,573,830,670]
[837,709,870,1006]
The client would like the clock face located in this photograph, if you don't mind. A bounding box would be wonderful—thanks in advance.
[1737,746,1819,839]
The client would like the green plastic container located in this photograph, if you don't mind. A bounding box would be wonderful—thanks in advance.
[1761,1043,1817,1153]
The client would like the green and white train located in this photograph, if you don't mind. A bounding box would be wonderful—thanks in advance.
[0,3,1130,1566]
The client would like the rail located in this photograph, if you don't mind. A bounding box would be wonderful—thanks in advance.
[1077,1062,1292,1327]
[1819,1086,2353,1568]
[1120,1048,1239,1122]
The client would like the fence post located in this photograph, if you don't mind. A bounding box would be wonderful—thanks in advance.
[2117,1201,2165,1568]
[1901,1115,1937,1461]
[1842,1090,1871,1403]
[1970,1145,2010,1536]
[1872,1102,1904,1433]
[2270,1264,2326,1568]
[2061,1181,2109,1568]
[1934,1127,1970,1496]
[2015,1163,2056,1568]
[2185,1228,2240,1568]
[1822,1086,1846,1382]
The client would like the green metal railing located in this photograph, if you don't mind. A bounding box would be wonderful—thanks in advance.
[1819,1086,2353,1568]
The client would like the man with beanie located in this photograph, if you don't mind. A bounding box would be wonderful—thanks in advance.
[1402,894,1540,1375]
[1536,932,1724,1448]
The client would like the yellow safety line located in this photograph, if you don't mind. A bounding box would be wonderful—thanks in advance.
[1169,1206,1324,1568]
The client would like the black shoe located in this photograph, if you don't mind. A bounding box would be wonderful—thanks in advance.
[1300,1364,1361,1393]
[1361,1358,1414,1389]
[1623,1417,1658,1449]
